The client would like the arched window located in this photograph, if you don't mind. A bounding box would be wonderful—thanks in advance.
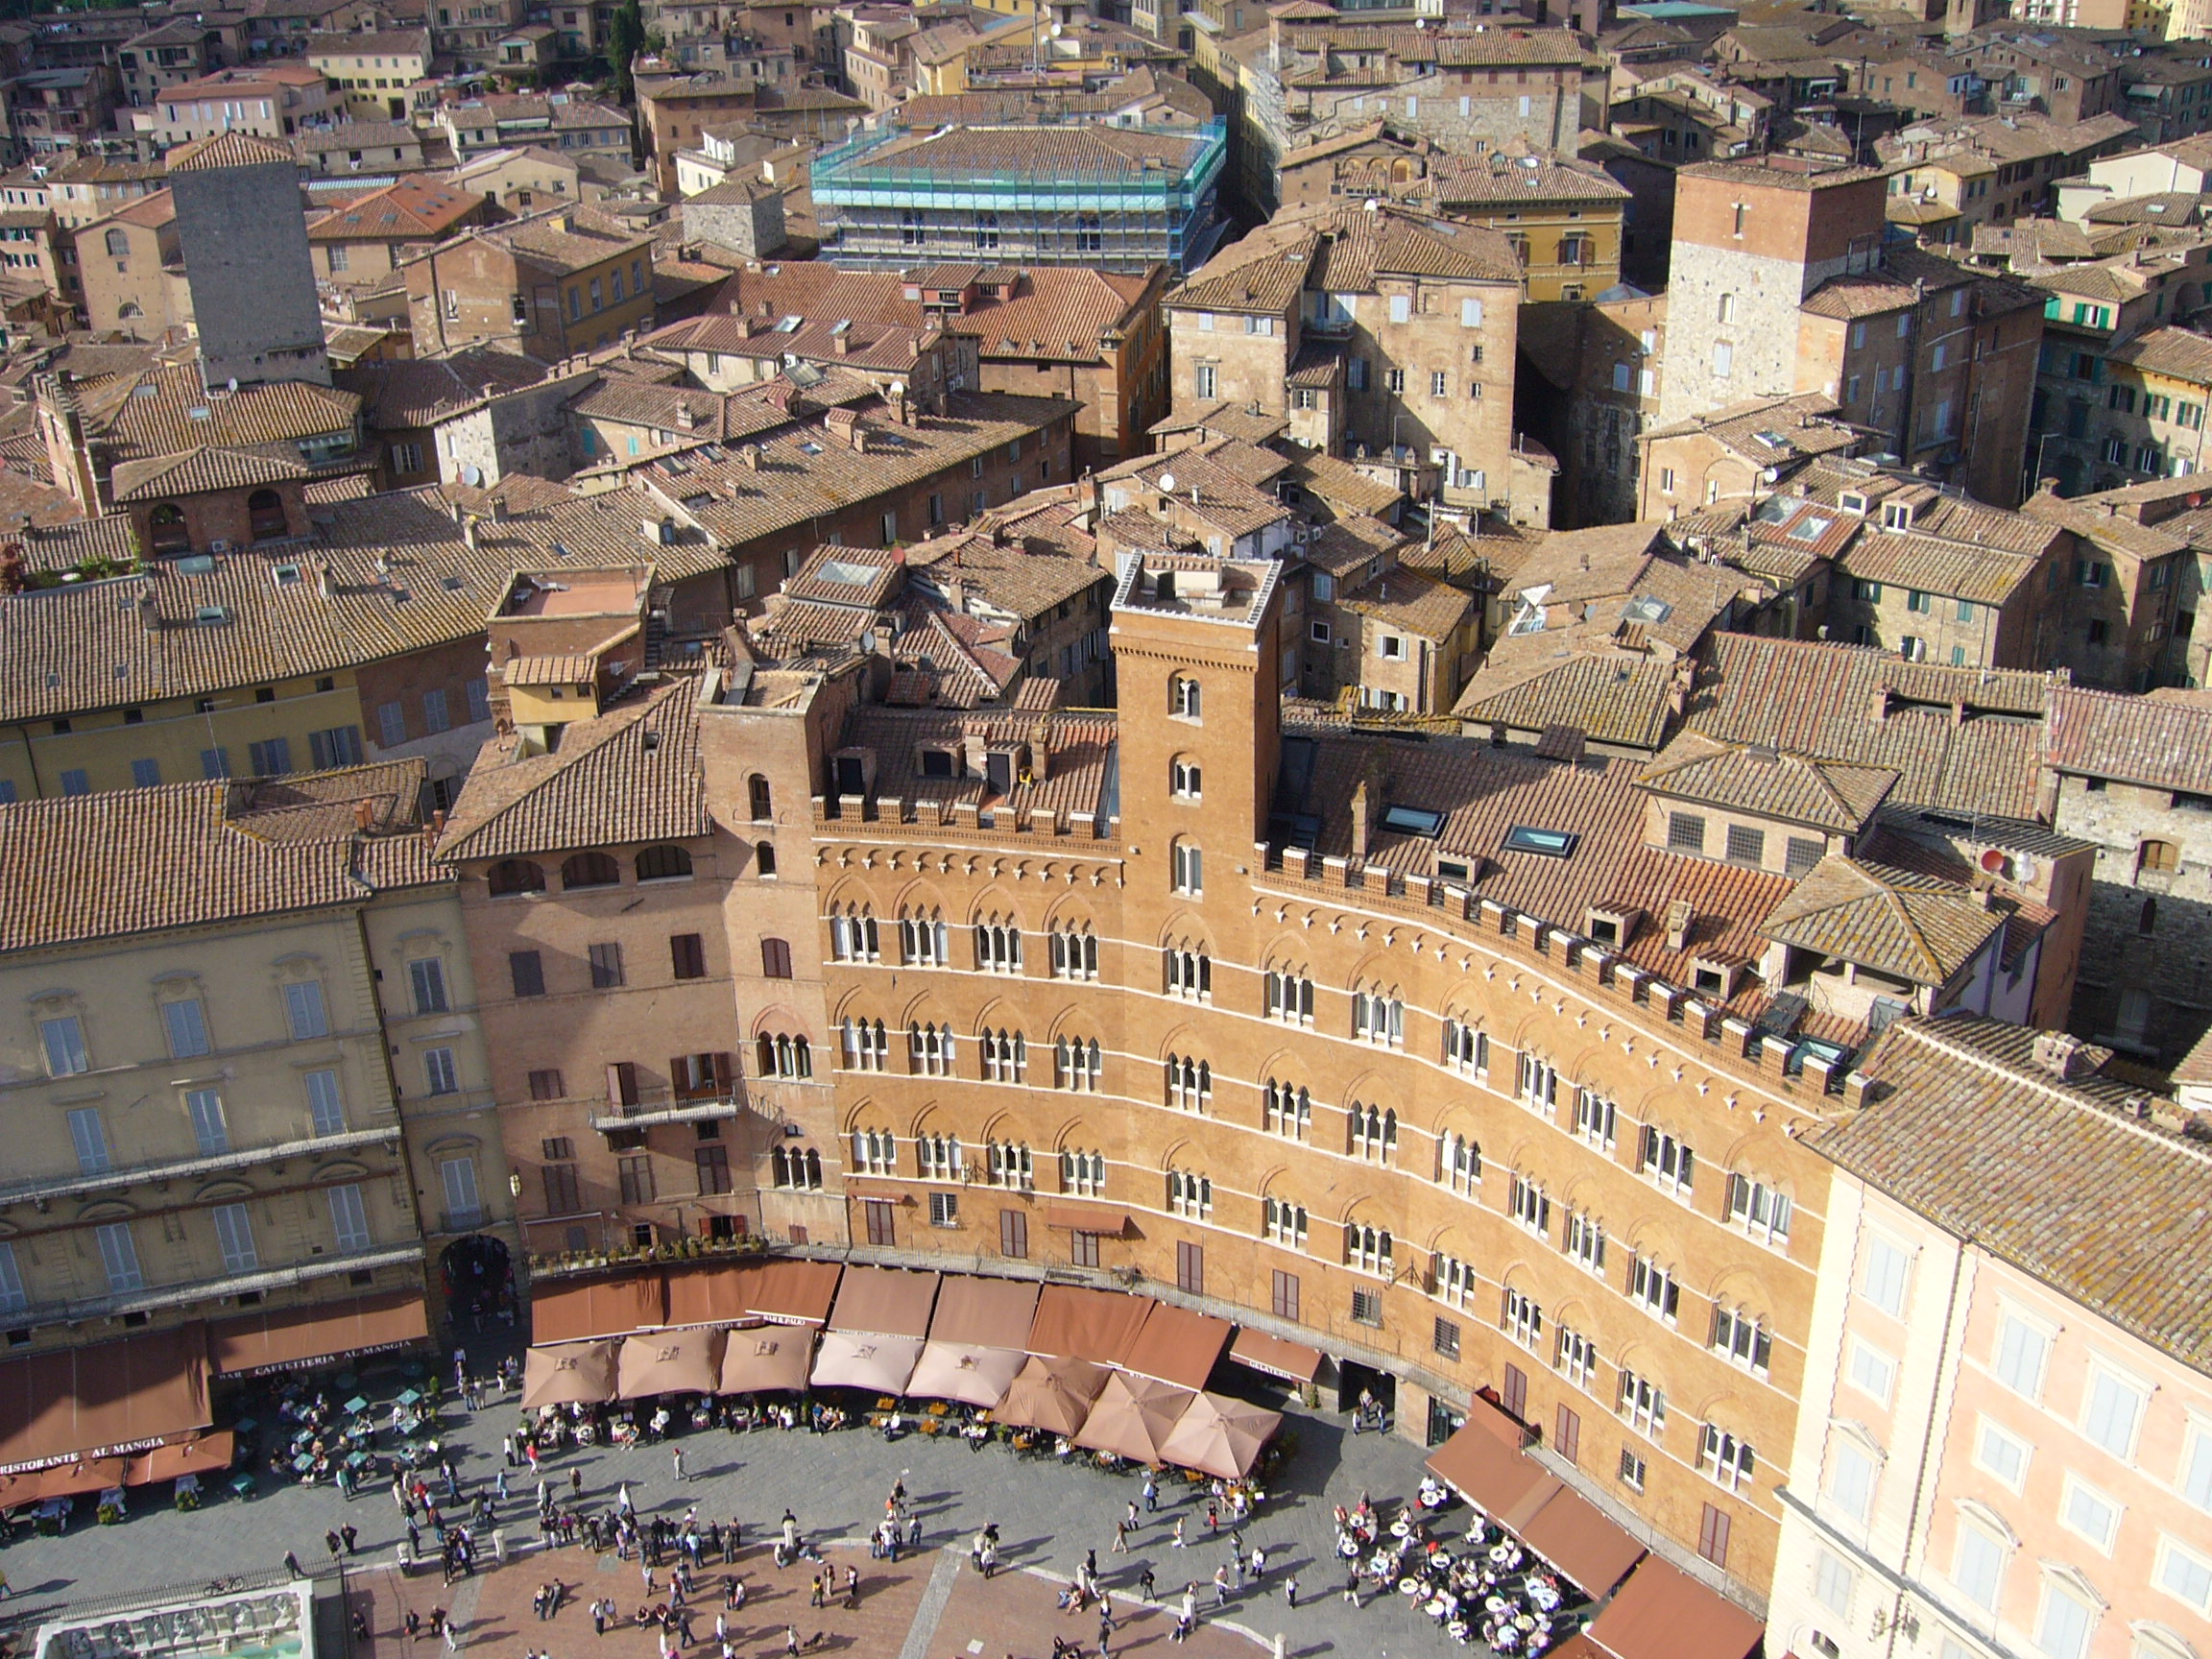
[1349,1103,1397,1163]
[1060,1148,1105,1196]
[772,1145,824,1190]
[755,840,778,877]
[561,851,620,889]
[1166,1052,1211,1113]
[1262,1196,1309,1249]
[908,1022,954,1075]
[1055,1034,1102,1091]
[901,907,949,965]
[487,858,545,897]
[1345,1222,1393,1275]
[757,1032,811,1079]
[979,1027,1027,1083]
[839,1017,888,1071]
[918,1133,964,1180]
[1166,1168,1213,1217]
[1170,757,1202,800]
[1170,674,1202,720]
[636,844,692,880]
[748,775,774,822]
[1264,968,1314,1022]
[1352,987,1405,1046]
[987,1141,1033,1189]
[1442,1017,1487,1072]
[1164,943,1210,998]
[1049,923,1097,979]
[851,1127,897,1174]
[974,916,1022,973]
[830,903,879,962]
[2140,837,2180,874]
[2140,897,2157,935]
[147,502,189,555]
[247,488,286,540]
[1170,839,1203,895]
[1263,1079,1311,1140]
[105,228,129,257]
[1437,1130,1480,1192]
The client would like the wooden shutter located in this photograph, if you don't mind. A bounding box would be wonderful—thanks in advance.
[1697,1503,1731,1569]
[1554,1404,1580,1465]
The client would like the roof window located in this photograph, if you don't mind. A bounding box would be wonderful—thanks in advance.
[176,554,215,573]
[1503,825,1578,858]
[193,604,228,625]
[1381,804,1446,836]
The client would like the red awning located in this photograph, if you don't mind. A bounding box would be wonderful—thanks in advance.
[37,1456,127,1500]
[531,1274,667,1344]
[1584,1560,1765,1659]
[1516,1485,1646,1598]
[1227,1328,1322,1384]
[924,1275,1040,1350]
[0,1327,210,1476]
[744,1259,843,1326]
[1423,1416,1552,1520]
[665,1264,762,1329]
[125,1431,235,1487]
[1028,1285,1155,1367]
[210,1293,428,1376]
[1118,1303,1234,1390]
[828,1265,940,1340]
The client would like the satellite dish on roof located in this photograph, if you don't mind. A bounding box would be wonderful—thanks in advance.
[463,465,484,487]
[1157,471,1176,493]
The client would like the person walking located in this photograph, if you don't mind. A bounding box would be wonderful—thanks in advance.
[1212,1565,1230,1606]
[1169,1517,1186,1549]
[1249,1544,1266,1583]
[1142,1477,1158,1514]
[1111,1519,1130,1554]
[844,1566,859,1610]
[284,1551,305,1580]
[1138,1566,1156,1602]
[671,1447,686,1483]
[591,1599,607,1637]
[1283,1572,1299,1609]
[1124,1500,1140,1531]
[342,1525,359,1555]
[1342,1564,1361,1607]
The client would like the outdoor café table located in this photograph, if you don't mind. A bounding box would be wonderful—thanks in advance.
[345,1397,371,1415]
[397,1389,422,1408]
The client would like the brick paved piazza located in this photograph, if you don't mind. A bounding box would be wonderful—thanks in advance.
[0,1358,1493,1659]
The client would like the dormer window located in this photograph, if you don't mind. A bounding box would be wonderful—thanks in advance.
[920,748,955,779]
[1586,905,1642,948]
[1881,501,1913,530]
[1691,958,1738,998]
[1839,491,1868,515]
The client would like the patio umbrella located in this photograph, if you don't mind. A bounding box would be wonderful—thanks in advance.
[906,1342,1025,1408]
[522,1339,618,1408]
[992,1356,1109,1436]
[617,1327,727,1400]
[1159,1390,1283,1479]
[1072,1371,1192,1464]
[808,1332,924,1395]
[719,1328,815,1394]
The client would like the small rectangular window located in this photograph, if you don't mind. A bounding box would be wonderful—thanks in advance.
[1668,812,1706,854]
[588,942,625,989]
[671,933,708,979]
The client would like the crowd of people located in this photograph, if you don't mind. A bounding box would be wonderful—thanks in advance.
[1333,1486,1584,1650]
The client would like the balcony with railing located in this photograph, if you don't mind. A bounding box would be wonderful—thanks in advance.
[0,1122,404,1210]
[9,1240,425,1327]
[589,1083,747,1133]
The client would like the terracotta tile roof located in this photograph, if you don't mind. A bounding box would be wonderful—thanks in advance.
[1686,634,2053,819]
[0,779,364,950]
[1598,841,1800,980]
[165,131,301,174]
[1172,200,1520,313]
[1640,392,1859,459]
[1285,451,1401,519]
[1639,731,1898,831]
[463,210,656,276]
[1837,526,2049,605]
[1676,156,1880,190]
[338,349,548,427]
[1428,151,1631,206]
[64,363,359,466]
[110,445,311,502]
[0,484,728,722]
[1456,654,1680,750]
[438,677,714,862]
[2044,685,2212,791]
[1760,854,2004,984]
[1813,1014,2212,1374]
[1338,564,1471,641]
[832,704,1118,818]
[2105,324,2212,386]
[905,536,1107,622]
[309,177,481,242]
[1146,401,1288,446]
[2017,488,2191,562]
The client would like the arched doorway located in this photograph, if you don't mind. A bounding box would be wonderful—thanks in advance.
[247,488,288,541]
[148,502,189,555]
[439,1232,514,1337]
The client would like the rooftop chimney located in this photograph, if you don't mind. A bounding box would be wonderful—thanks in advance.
[1665,899,1694,952]
[2032,1029,2094,1082]
[352,798,373,832]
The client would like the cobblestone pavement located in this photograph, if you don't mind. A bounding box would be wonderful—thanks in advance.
[0,1341,1474,1659]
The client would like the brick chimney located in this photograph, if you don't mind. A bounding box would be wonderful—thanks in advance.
[1665,899,1694,952]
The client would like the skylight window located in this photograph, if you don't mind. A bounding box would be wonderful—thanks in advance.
[1623,594,1673,625]
[273,563,301,586]
[1787,515,1833,541]
[193,604,228,625]
[817,559,878,587]
[1503,825,1579,858]
[177,554,215,574]
[1381,805,1446,837]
